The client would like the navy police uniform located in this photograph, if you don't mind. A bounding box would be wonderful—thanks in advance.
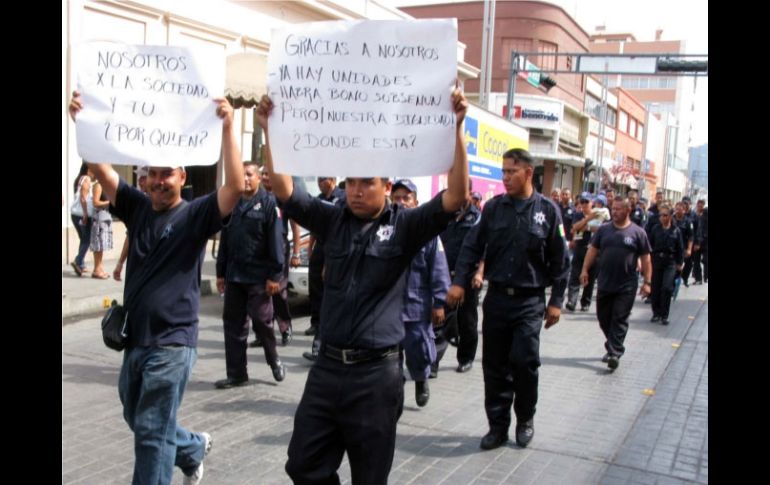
[438,203,482,370]
[631,205,647,227]
[308,187,346,333]
[283,186,453,484]
[649,223,684,322]
[566,210,598,310]
[453,192,569,439]
[216,187,285,381]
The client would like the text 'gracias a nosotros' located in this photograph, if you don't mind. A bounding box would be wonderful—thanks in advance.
[283,35,440,61]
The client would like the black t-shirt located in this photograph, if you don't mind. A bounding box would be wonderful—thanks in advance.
[591,222,651,294]
[112,179,223,348]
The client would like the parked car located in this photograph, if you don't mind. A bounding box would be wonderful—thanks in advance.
[287,226,311,296]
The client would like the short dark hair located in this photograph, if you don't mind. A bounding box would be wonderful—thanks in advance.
[243,161,259,169]
[502,148,533,165]
[613,196,633,210]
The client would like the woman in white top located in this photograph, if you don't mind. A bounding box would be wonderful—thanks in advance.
[69,162,94,276]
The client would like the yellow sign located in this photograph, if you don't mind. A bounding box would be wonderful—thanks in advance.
[478,122,527,163]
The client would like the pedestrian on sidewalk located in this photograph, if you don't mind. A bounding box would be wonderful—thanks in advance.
[69,162,94,276]
[70,91,244,485]
[581,196,652,371]
[89,179,113,279]
[447,148,569,451]
[214,161,286,388]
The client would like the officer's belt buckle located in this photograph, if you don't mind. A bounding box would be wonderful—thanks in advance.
[341,349,354,365]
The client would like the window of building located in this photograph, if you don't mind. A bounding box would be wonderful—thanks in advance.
[538,41,557,71]
[636,123,644,142]
[606,107,617,127]
[618,110,628,133]
[501,37,532,69]
[629,118,637,138]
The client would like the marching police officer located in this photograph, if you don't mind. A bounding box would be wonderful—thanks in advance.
[628,189,647,227]
[437,181,482,375]
[648,203,684,325]
[215,161,286,388]
[258,89,470,484]
[447,148,569,451]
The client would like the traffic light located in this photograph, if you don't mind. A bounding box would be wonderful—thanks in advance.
[539,74,557,91]
[656,59,708,73]
[584,158,594,172]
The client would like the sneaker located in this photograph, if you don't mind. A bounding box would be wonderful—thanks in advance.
[281,326,293,346]
[182,432,212,485]
[565,302,576,312]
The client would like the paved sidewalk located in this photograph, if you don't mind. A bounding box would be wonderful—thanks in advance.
[62,279,707,484]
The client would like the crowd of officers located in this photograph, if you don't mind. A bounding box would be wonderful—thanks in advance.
[70,82,707,484]
[214,148,709,483]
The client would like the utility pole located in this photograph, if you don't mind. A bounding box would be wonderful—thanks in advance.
[478,0,495,110]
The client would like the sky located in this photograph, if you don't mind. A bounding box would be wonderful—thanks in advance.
[391,0,708,146]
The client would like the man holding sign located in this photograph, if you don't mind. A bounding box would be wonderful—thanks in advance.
[258,80,468,482]
[69,88,243,485]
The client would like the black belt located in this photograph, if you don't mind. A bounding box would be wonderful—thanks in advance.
[322,344,399,365]
[488,283,544,297]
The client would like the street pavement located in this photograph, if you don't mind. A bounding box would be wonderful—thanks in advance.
[62,256,708,484]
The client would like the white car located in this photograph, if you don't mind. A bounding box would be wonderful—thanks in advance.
[287,228,311,297]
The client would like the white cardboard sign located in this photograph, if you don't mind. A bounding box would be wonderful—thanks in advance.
[266,19,458,177]
[74,42,224,167]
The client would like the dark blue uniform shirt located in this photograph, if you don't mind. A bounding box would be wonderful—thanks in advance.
[560,203,576,241]
[112,179,223,348]
[440,203,481,271]
[649,224,684,266]
[591,222,652,294]
[216,187,284,284]
[452,192,569,308]
[401,237,450,323]
[631,206,647,227]
[282,186,453,349]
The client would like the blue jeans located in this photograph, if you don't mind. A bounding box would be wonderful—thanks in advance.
[71,214,91,269]
[118,346,207,485]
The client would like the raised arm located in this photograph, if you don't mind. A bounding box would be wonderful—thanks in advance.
[441,88,469,213]
[215,98,245,218]
[256,95,293,203]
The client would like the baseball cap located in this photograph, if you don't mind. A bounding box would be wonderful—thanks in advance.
[579,191,593,202]
[471,191,482,200]
[594,194,608,206]
[392,179,417,194]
